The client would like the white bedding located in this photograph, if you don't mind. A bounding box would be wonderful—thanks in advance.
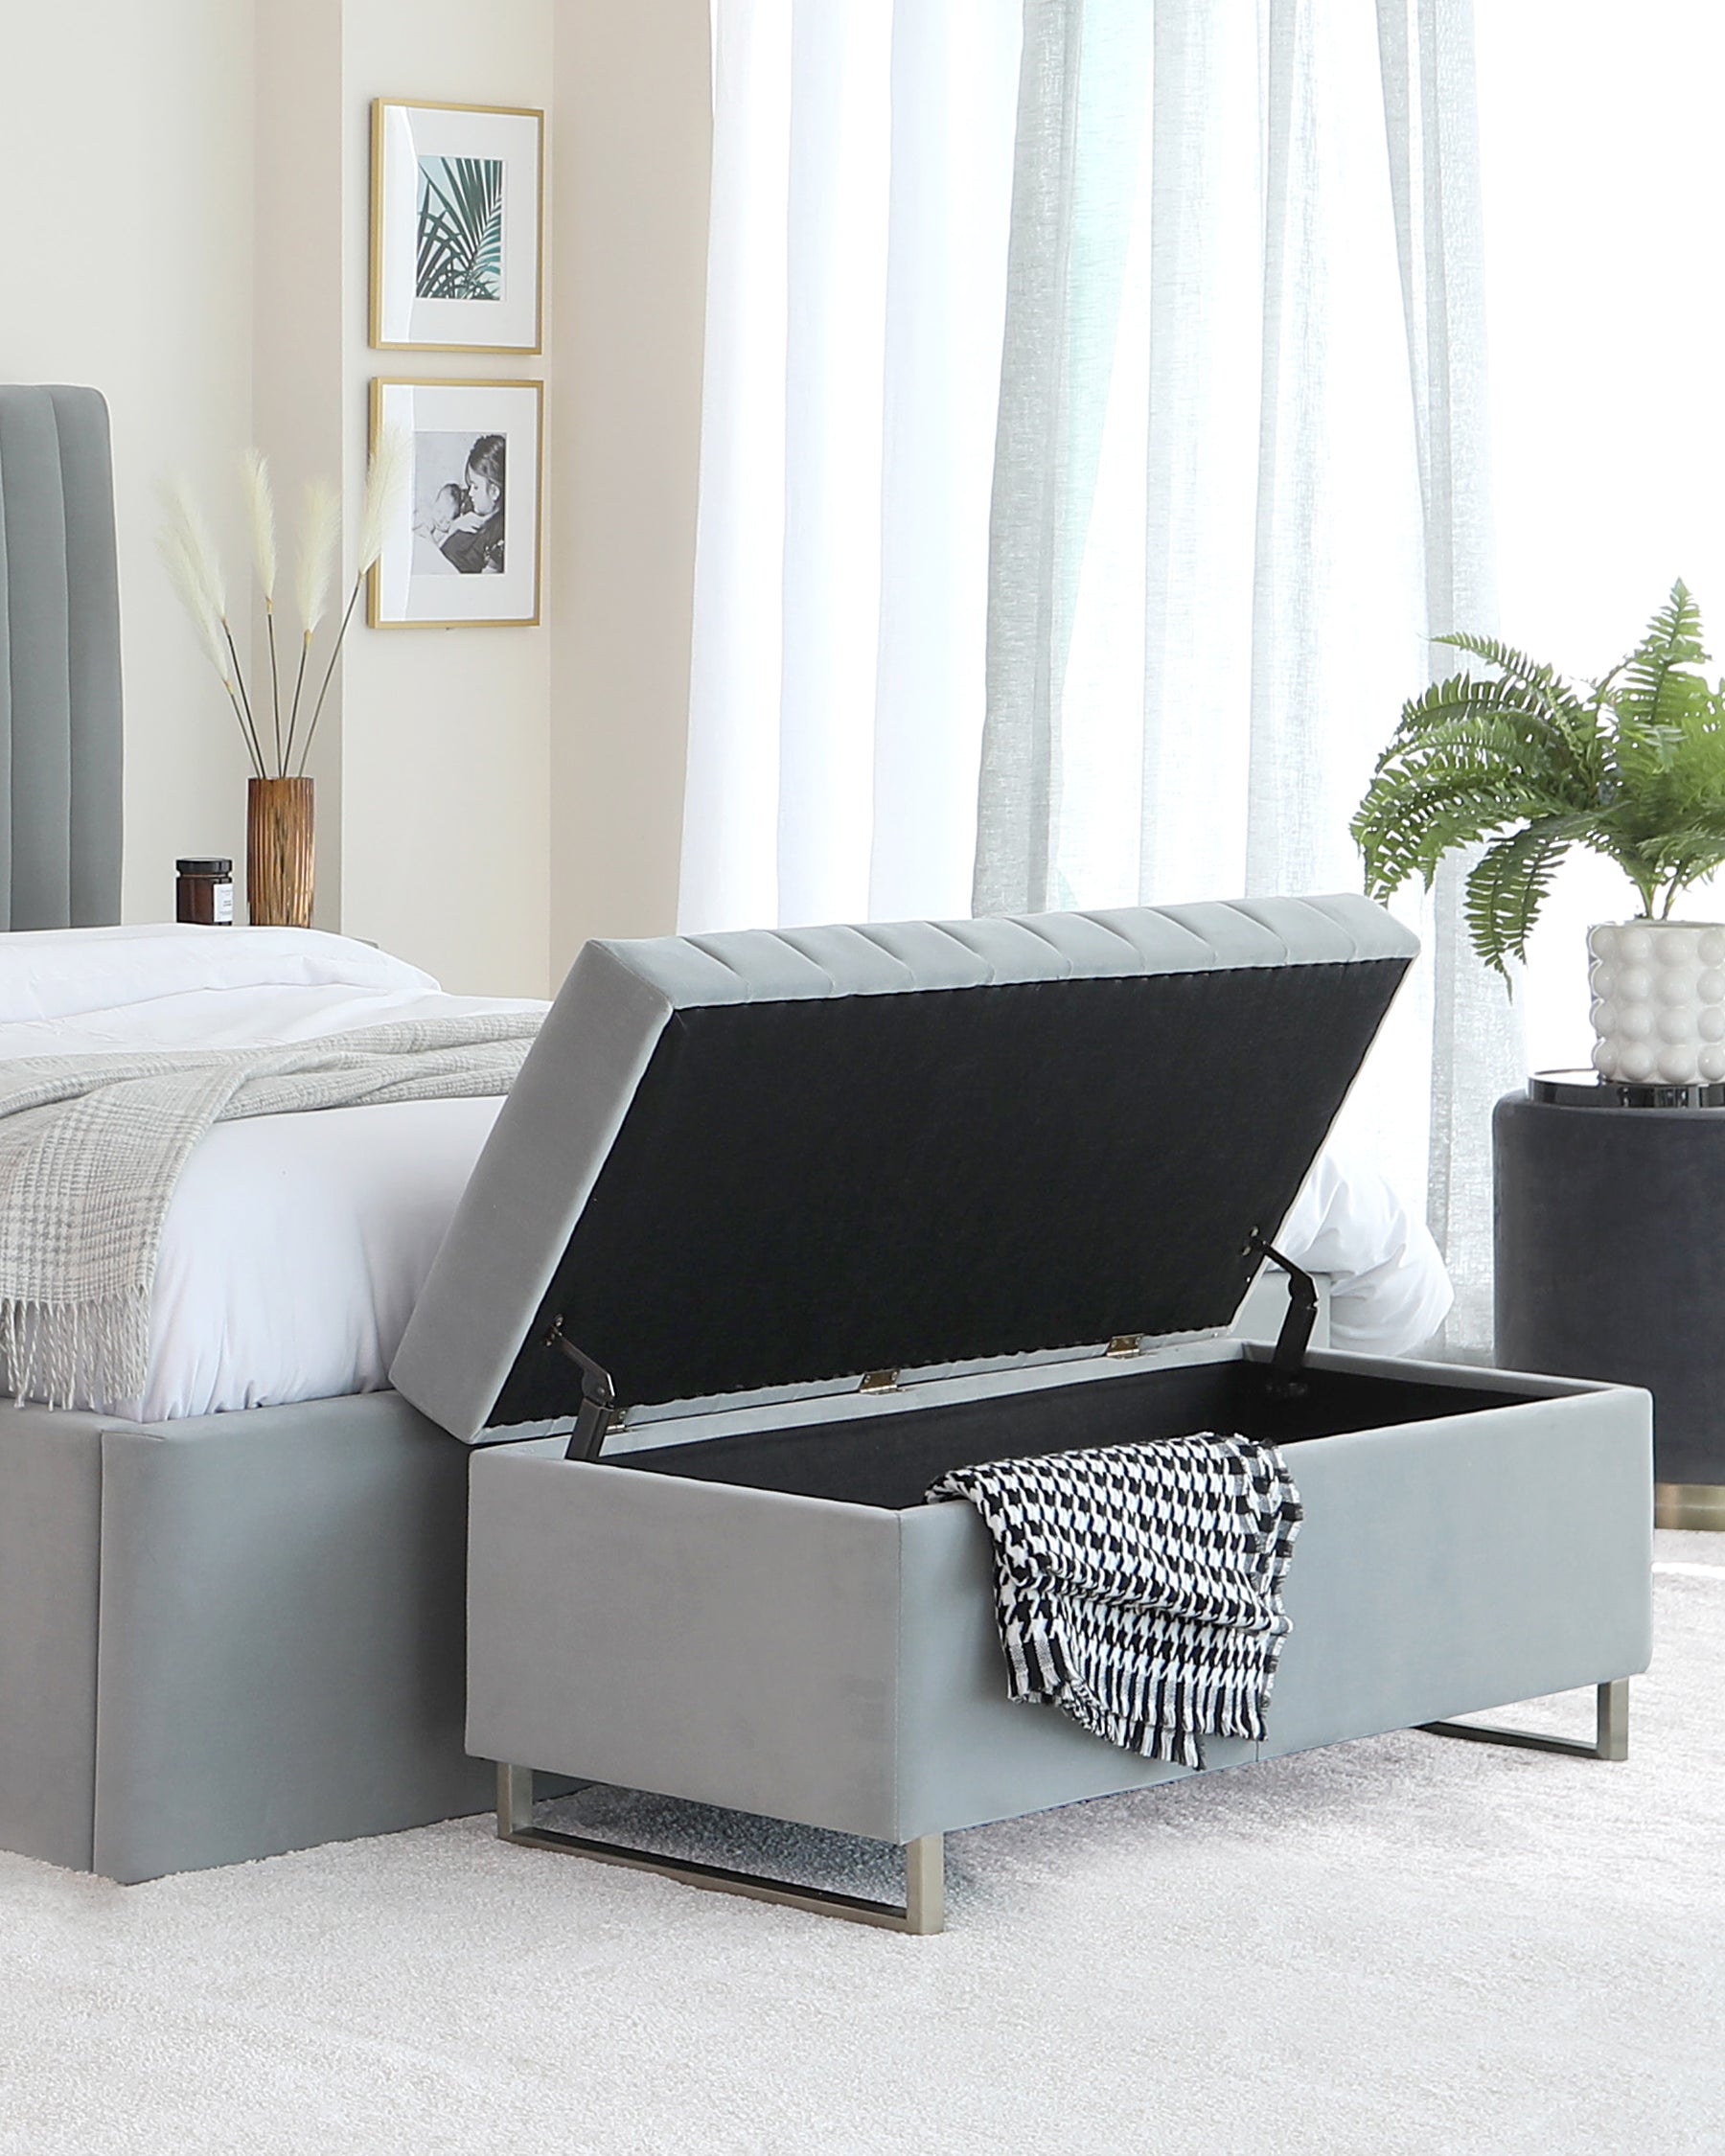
[0,926,544,1422]
[0,925,1451,1422]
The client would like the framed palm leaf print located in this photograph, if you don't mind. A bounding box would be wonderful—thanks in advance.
[370,101,543,353]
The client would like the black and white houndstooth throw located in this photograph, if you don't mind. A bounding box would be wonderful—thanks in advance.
[928,1434,1302,1769]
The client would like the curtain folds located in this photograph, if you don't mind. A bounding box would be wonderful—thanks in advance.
[1374,0,1522,1343]
[688,0,1520,1342]
[973,0,1520,1342]
[679,0,1022,936]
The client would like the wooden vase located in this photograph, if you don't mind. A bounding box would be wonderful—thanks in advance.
[247,776,315,929]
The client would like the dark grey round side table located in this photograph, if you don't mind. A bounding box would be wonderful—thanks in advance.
[1495,1075,1725,1529]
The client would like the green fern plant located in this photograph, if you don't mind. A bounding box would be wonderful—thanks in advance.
[1353,581,1725,975]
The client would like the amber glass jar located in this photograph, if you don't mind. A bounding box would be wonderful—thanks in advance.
[176,858,235,926]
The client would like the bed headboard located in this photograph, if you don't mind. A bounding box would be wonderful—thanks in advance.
[0,385,124,929]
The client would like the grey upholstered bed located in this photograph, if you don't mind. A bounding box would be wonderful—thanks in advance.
[0,388,490,1881]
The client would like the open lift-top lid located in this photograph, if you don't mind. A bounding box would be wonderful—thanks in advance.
[390,896,1417,1444]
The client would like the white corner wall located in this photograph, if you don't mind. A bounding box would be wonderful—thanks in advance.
[336,0,554,997]
[254,0,349,933]
[548,0,712,979]
[0,0,258,925]
[7,0,708,993]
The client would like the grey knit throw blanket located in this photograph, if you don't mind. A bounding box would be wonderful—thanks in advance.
[0,1011,541,1410]
[929,1434,1302,1769]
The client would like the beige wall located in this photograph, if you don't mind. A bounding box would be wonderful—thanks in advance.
[548,0,711,975]
[337,0,555,997]
[5,0,707,993]
[254,0,348,929]
[1,0,258,925]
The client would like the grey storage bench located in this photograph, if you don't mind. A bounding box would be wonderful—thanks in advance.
[392,897,1653,1934]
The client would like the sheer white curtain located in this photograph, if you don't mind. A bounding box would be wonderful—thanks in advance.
[685,0,1522,1342]
[1480,2,1725,1075]
[972,0,1522,1342]
[678,0,1021,934]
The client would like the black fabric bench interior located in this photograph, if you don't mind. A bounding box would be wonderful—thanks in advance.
[621,1359,1533,1510]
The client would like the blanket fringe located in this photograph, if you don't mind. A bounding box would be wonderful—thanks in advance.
[0,1013,540,1415]
[2,1290,155,1412]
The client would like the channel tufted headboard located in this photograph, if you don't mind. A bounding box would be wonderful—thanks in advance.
[0,385,124,929]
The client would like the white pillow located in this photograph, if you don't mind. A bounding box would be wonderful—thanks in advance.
[0,924,439,1027]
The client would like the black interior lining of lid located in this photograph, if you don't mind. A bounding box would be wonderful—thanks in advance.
[618,1357,1531,1510]
[486,956,1408,1426]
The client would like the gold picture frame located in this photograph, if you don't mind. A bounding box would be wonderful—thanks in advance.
[367,377,544,629]
[370,99,544,354]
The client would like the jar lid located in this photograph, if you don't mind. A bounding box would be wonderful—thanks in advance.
[175,859,232,876]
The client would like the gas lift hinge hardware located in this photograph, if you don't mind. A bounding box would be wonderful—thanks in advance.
[544,1318,619,1462]
[1246,1231,1318,1399]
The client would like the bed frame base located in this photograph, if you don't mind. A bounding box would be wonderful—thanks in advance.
[494,1765,946,1933]
[1418,1678,1629,1761]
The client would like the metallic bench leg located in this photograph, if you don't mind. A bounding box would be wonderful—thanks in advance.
[903,1833,945,1936]
[494,1765,947,1934]
[1419,1678,1629,1762]
[1598,1677,1630,1761]
[498,1760,536,1837]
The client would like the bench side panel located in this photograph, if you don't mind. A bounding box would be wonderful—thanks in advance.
[468,1452,904,1840]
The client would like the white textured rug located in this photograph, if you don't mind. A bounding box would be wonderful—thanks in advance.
[2,1535,1720,2156]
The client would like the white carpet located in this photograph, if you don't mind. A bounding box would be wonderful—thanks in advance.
[3,1535,1720,2156]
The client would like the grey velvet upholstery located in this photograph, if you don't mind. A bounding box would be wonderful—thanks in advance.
[0,1409,105,1870]
[0,385,124,929]
[1251,1368,1652,1756]
[0,1391,491,1883]
[466,1346,1652,1845]
[394,893,1417,1443]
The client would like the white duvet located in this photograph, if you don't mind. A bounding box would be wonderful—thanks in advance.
[0,925,1451,1422]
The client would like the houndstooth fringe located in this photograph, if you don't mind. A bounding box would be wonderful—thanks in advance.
[929,1434,1302,1770]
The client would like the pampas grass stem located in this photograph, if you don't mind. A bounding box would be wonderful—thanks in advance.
[242,451,285,772]
[220,618,268,776]
[265,608,284,775]
[159,530,265,778]
[158,493,266,778]
[296,430,409,775]
[162,433,400,786]
[284,632,312,776]
[294,578,362,778]
[286,479,341,770]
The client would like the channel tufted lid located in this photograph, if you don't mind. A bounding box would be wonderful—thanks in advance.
[390,895,1416,1443]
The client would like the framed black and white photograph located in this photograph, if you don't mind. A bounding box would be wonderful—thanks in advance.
[368,378,543,628]
[370,100,543,353]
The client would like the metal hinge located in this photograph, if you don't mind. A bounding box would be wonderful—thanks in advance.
[1106,1334,1143,1359]
[859,1368,902,1394]
[545,1318,619,1461]
[1246,1231,1318,1397]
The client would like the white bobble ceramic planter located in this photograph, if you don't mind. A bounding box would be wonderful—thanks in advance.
[1589,921,1725,1084]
